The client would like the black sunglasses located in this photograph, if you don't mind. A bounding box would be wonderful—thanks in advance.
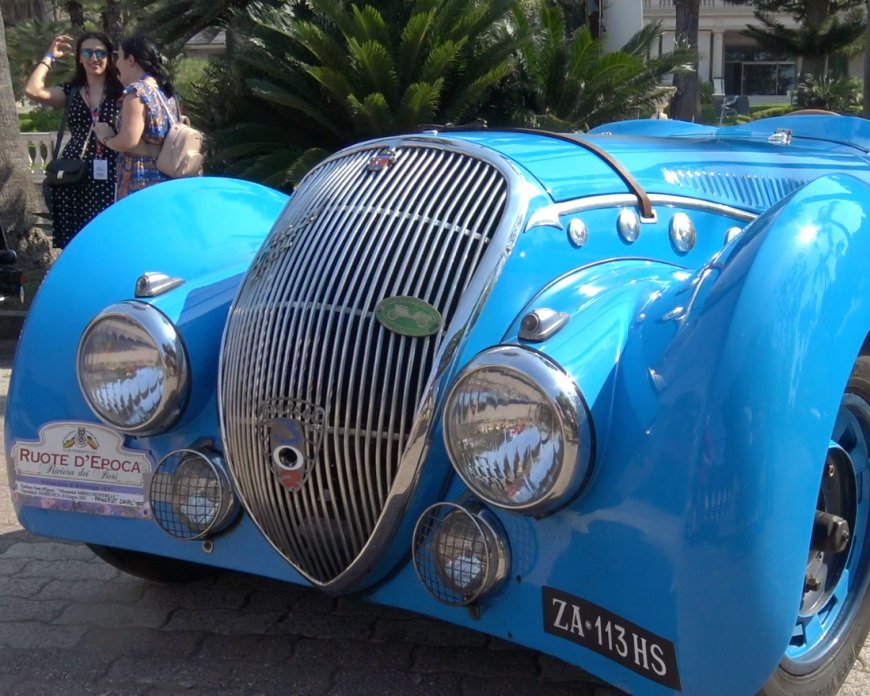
[80,48,108,60]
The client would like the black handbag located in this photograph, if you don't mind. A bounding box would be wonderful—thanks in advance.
[44,157,87,185]
[44,94,93,187]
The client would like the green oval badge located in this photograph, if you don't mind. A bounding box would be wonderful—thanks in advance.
[376,296,442,337]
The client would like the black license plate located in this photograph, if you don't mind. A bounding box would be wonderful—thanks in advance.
[543,586,681,690]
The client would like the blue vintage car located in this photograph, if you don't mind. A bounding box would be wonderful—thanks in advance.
[6,113,870,695]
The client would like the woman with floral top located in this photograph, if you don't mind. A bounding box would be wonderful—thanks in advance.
[95,35,179,200]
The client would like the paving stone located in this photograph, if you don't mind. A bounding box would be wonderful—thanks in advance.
[0,646,115,682]
[55,601,172,629]
[0,595,68,622]
[2,540,93,561]
[105,656,333,695]
[373,616,489,648]
[294,636,414,671]
[37,577,148,603]
[412,643,540,678]
[0,557,29,576]
[0,574,51,598]
[459,673,595,696]
[0,622,90,649]
[243,586,308,613]
[163,607,283,635]
[267,609,374,640]
[331,668,463,696]
[17,558,118,581]
[195,632,296,661]
[139,582,250,611]
[538,653,605,683]
[79,626,204,658]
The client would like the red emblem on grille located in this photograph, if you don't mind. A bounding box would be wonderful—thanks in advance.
[366,148,398,172]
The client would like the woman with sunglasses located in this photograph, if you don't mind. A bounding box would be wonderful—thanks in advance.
[24,32,124,249]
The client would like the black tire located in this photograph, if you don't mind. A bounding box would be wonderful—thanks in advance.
[87,544,217,583]
[759,354,870,695]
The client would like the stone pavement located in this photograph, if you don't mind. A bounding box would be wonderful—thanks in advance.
[0,338,868,696]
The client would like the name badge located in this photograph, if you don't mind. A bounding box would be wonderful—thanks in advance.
[93,159,108,180]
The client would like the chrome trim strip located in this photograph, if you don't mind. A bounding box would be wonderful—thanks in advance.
[525,193,758,231]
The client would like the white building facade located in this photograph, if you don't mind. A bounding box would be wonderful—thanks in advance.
[604,0,864,104]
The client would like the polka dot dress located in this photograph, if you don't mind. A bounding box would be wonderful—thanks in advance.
[49,83,121,248]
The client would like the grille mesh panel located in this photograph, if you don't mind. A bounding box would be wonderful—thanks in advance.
[220,145,507,584]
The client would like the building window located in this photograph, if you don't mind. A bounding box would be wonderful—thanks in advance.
[724,46,795,96]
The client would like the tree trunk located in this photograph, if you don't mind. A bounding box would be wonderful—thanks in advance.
[65,1,84,32]
[802,0,828,78]
[0,6,43,260]
[102,0,123,49]
[670,0,700,122]
[0,0,49,23]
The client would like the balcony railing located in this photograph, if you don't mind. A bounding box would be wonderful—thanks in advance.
[642,0,729,7]
[21,131,64,182]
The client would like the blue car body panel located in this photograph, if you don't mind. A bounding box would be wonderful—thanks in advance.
[8,115,870,695]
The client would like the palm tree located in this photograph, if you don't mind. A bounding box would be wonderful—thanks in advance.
[193,0,528,189]
[102,0,123,47]
[5,15,67,98]
[130,0,292,48]
[739,0,865,79]
[509,1,694,129]
[743,9,865,79]
[0,6,44,260]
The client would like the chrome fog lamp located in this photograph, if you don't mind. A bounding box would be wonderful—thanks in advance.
[443,346,593,515]
[77,301,189,435]
[149,447,239,539]
[413,502,510,606]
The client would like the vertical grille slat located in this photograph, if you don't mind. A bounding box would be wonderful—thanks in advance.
[221,144,508,585]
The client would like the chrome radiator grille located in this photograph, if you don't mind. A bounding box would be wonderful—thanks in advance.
[220,144,508,585]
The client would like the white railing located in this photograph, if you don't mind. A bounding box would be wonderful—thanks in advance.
[642,0,723,7]
[21,131,65,182]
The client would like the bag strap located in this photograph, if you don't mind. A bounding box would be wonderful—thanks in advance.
[78,120,95,160]
[53,88,95,161]
[52,88,73,160]
[151,85,180,126]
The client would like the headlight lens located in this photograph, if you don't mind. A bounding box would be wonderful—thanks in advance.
[443,346,593,515]
[77,301,190,435]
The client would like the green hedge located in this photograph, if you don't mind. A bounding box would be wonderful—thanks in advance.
[19,108,62,132]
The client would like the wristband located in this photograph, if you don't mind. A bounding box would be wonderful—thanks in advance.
[40,60,52,69]
[43,52,56,63]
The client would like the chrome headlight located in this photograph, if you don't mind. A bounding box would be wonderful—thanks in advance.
[443,346,593,515]
[77,302,189,435]
[149,447,239,539]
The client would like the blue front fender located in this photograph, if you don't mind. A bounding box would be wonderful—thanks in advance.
[7,177,287,439]
[484,174,870,694]
[628,174,870,692]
